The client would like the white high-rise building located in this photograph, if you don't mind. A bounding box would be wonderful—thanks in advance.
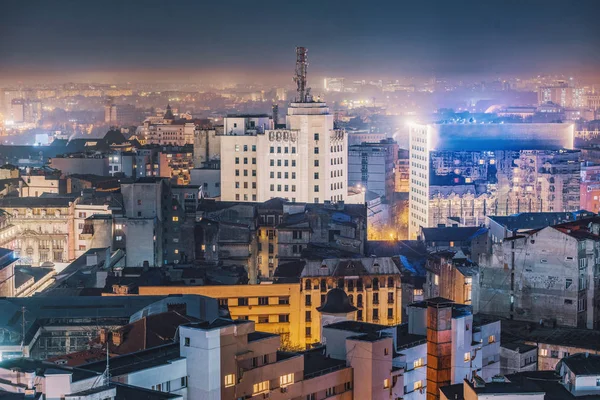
[408,123,576,239]
[220,48,347,204]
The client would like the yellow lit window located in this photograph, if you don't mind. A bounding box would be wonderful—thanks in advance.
[434,275,439,285]
[413,358,423,368]
[414,380,423,390]
[464,352,471,362]
[383,379,390,389]
[488,335,496,344]
[540,348,548,357]
[280,373,294,387]
[172,216,179,222]
[224,374,235,387]
[253,381,269,394]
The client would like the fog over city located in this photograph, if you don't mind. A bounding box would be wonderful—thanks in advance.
[0,1,600,400]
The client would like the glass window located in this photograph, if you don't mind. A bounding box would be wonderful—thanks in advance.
[224,374,235,387]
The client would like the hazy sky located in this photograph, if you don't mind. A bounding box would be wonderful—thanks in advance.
[1,0,600,84]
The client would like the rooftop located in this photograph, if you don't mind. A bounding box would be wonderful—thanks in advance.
[421,226,487,242]
[488,211,592,232]
[324,320,390,335]
[0,359,98,382]
[561,353,600,376]
[501,341,538,353]
[465,378,545,395]
[497,315,600,351]
[303,347,348,378]
[0,197,74,208]
[247,331,278,343]
[81,343,181,377]
[316,288,358,314]
[302,257,400,277]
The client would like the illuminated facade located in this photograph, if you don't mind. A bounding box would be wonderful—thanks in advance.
[220,106,347,204]
[408,123,577,239]
[538,83,586,108]
[137,257,401,349]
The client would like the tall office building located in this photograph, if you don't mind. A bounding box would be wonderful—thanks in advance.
[220,47,347,203]
[408,123,577,239]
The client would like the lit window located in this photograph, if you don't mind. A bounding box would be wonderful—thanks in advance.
[540,348,548,357]
[115,224,123,230]
[488,335,496,344]
[280,373,294,387]
[449,241,454,247]
[383,379,390,389]
[115,236,122,241]
[224,374,235,387]
[434,274,439,285]
[172,216,179,222]
[174,249,179,254]
[413,357,423,369]
[464,352,471,362]
[414,380,423,390]
[253,381,269,394]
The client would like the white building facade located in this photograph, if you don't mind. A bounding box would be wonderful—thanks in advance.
[220,102,347,204]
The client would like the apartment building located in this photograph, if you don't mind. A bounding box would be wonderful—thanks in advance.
[300,257,402,346]
[476,216,600,329]
[195,198,366,281]
[137,257,401,349]
[348,138,398,199]
[424,250,477,305]
[407,298,501,393]
[121,178,197,266]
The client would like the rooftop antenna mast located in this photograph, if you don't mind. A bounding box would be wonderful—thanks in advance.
[294,47,311,102]
[20,306,27,351]
[101,345,111,386]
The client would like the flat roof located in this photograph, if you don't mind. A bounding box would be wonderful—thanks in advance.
[323,320,390,335]
[81,343,181,377]
[0,359,98,382]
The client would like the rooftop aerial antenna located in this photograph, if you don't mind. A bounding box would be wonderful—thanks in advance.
[294,47,311,102]
[20,306,27,351]
[101,345,111,386]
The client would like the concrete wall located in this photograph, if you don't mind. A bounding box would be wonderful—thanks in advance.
[477,228,585,327]
[125,219,156,266]
[51,157,109,177]
[347,336,394,400]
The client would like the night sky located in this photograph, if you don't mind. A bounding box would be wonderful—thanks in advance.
[1,0,599,83]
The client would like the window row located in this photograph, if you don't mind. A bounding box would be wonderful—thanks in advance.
[270,146,297,154]
[234,157,256,165]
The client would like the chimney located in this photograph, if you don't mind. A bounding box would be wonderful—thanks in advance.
[99,328,108,344]
[112,330,123,346]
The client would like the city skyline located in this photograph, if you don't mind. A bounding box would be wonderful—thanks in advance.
[1,0,600,85]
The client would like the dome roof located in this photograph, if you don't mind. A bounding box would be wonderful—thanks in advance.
[317,288,357,314]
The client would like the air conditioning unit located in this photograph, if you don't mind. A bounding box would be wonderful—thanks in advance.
[281,387,287,393]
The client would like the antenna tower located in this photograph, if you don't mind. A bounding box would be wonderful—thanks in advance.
[293,47,311,102]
